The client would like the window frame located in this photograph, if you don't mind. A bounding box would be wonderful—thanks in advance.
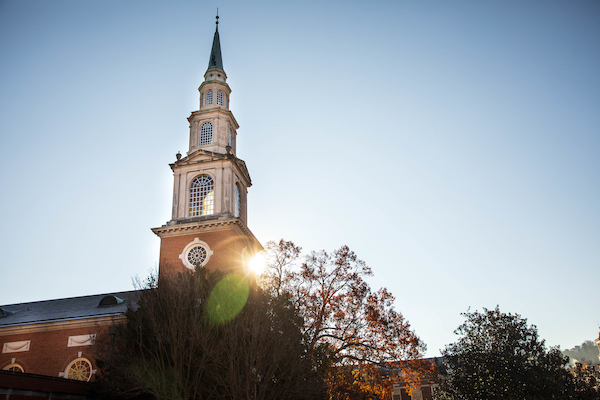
[179,238,214,269]
[234,183,241,218]
[2,363,24,373]
[64,357,93,382]
[189,174,214,217]
[200,122,213,145]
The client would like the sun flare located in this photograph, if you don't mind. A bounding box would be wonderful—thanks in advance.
[248,252,267,275]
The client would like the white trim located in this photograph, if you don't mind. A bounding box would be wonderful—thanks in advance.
[67,334,96,347]
[179,238,214,269]
[2,363,24,372]
[2,340,30,353]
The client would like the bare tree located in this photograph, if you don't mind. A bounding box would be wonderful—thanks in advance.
[94,268,325,400]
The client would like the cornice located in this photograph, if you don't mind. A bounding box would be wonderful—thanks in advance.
[198,80,231,92]
[0,315,126,337]
[188,108,239,129]
[170,152,252,187]
[151,218,262,250]
[176,147,230,161]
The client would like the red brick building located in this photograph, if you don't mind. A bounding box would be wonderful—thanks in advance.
[0,292,133,380]
[0,17,261,389]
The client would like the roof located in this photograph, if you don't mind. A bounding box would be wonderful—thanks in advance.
[0,290,138,328]
[208,25,223,71]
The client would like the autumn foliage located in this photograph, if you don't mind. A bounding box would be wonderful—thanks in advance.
[261,240,430,398]
[95,240,429,399]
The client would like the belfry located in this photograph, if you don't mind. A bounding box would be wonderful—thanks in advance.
[152,16,262,278]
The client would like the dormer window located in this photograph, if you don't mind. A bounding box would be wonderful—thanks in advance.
[200,122,213,145]
[98,295,124,307]
[206,90,213,105]
[217,91,223,105]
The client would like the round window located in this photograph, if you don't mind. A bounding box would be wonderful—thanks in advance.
[187,245,207,266]
[179,238,214,269]
[65,358,92,381]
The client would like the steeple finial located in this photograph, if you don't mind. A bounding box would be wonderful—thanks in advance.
[207,12,223,71]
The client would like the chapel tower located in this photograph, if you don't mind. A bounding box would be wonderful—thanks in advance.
[152,17,262,278]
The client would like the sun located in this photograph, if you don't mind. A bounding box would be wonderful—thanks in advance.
[248,252,267,275]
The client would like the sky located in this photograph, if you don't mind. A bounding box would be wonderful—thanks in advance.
[1,0,599,358]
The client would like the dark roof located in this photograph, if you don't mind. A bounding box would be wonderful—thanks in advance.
[207,25,223,71]
[0,290,138,328]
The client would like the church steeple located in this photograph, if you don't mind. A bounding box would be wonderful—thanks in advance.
[207,14,223,71]
[152,16,261,280]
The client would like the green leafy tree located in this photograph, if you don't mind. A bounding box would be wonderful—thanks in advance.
[433,306,600,400]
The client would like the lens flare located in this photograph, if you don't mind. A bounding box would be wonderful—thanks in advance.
[248,252,267,275]
[206,274,249,326]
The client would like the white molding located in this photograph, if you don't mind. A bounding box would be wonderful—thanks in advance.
[67,334,96,347]
[152,218,261,247]
[2,340,30,353]
[179,238,214,269]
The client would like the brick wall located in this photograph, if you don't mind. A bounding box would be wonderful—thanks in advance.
[158,228,256,279]
[0,323,111,381]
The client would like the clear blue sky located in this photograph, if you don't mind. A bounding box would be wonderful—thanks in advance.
[1,0,599,357]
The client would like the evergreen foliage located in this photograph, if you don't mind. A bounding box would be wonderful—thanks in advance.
[433,306,600,400]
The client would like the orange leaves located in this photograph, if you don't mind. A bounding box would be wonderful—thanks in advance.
[261,240,434,399]
[325,364,394,400]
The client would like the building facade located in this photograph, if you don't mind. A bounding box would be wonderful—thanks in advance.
[0,18,260,387]
[0,291,133,380]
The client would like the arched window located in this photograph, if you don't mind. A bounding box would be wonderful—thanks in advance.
[65,358,92,381]
[206,90,213,104]
[200,122,213,145]
[226,95,229,108]
[234,184,241,218]
[200,94,204,106]
[3,363,24,373]
[217,90,223,105]
[189,175,214,217]
[229,128,232,147]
